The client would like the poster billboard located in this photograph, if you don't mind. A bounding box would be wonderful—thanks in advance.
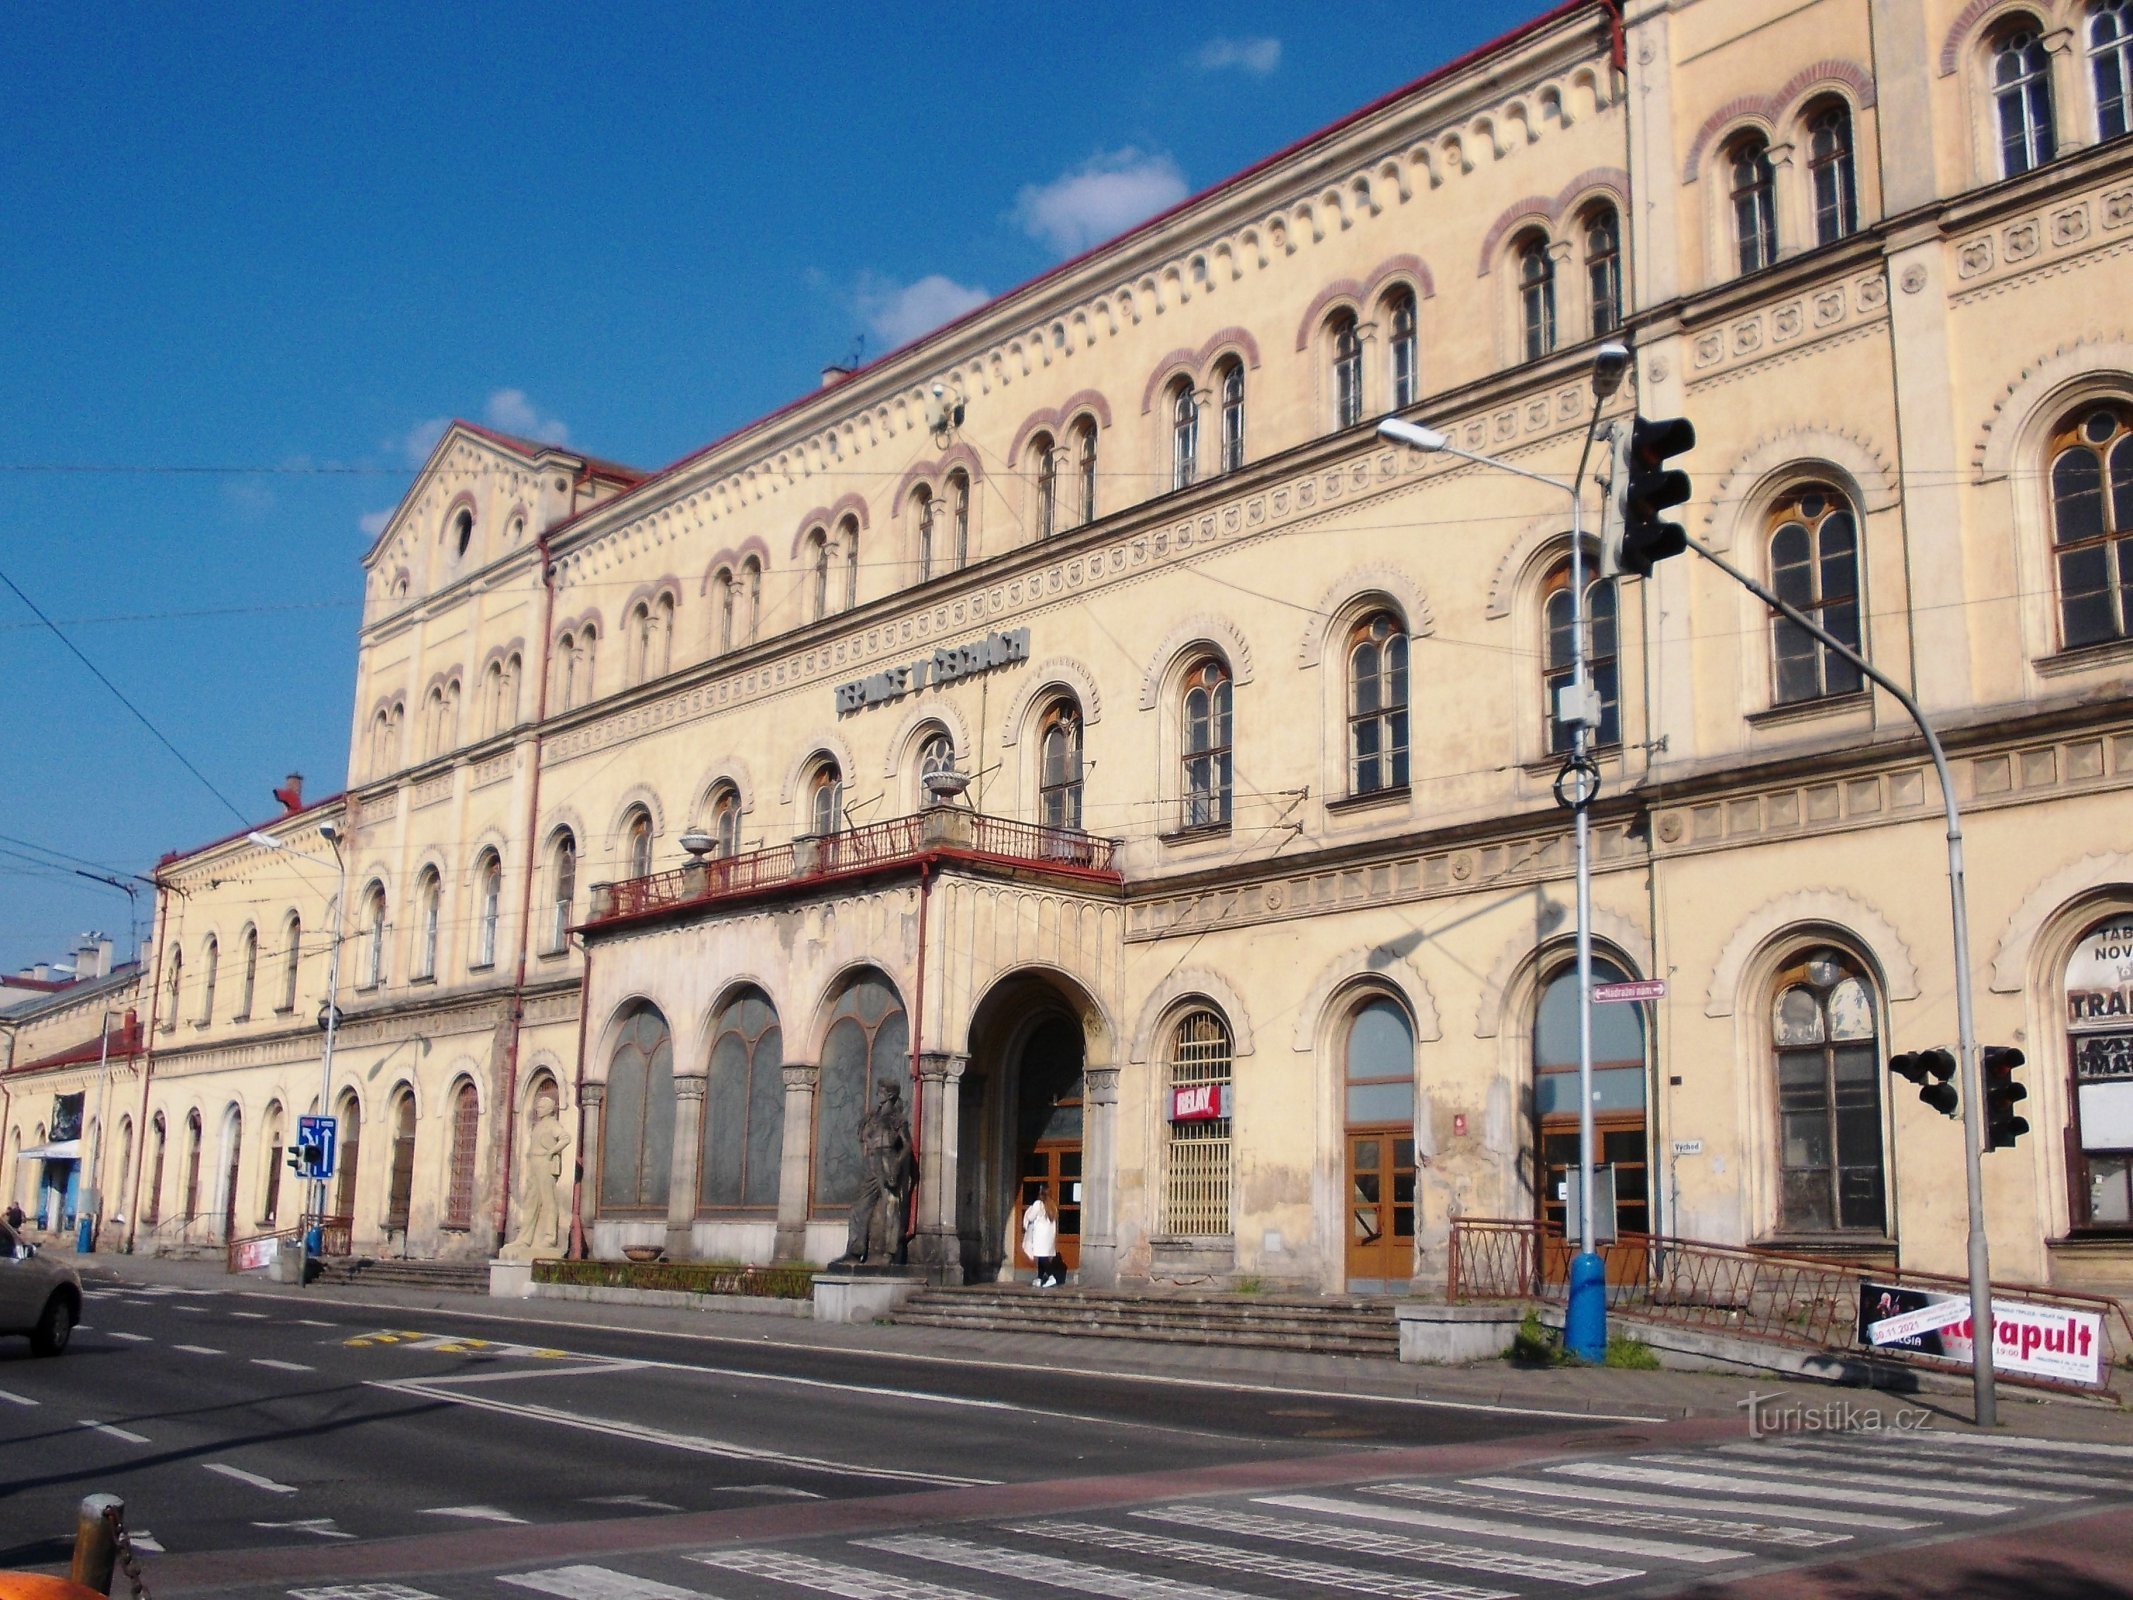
[1859,1282,2104,1386]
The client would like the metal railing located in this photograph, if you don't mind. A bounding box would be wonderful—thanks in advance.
[533,1258,816,1298]
[300,1210,354,1257]
[592,810,1119,925]
[1447,1216,2133,1393]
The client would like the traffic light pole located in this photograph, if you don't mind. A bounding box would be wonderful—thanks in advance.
[1683,537,1997,1427]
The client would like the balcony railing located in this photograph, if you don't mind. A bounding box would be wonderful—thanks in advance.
[587,809,1120,927]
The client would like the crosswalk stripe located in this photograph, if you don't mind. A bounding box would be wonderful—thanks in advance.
[253,1359,316,1373]
[502,1567,705,1599]
[1636,1451,2080,1504]
[80,1420,150,1444]
[1253,1492,1744,1564]
[1556,1461,2010,1516]
[1020,1516,1532,1597]
[696,1548,987,1599]
[1125,1503,1634,1586]
[1869,1431,2133,1462]
[861,1531,1359,1600]
[1370,1480,1853,1548]
[172,1344,224,1356]
[1456,1474,1928,1530]
[288,1584,444,1598]
[1720,1440,2133,1491]
[108,1332,151,1343]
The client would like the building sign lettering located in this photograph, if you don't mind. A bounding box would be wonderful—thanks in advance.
[1171,1082,1229,1122]
[834,628,1030,715]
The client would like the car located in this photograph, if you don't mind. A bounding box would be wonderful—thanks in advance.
[0,1219,81,1356]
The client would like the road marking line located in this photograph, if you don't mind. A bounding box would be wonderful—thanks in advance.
[1556,1461,2009,1516]
[708,1484,822,1499]
[1752,1440,2133,1489]
[0,1389,38,1407]
[1367,1481,1851,1548]
[502,1566,705,1599]
[583,1494,683,1511]
[1457,1473,1926,1530]
[75,1324,93,1332]
[1874,1431,2133,1461]
[252,1359,316,1373]
[128,1531,163,1553]
[419,1505,527,1524]
[366,1378,996,1486]
[256,1517,354,1539]
[80,1420,150,1444]
[171,1305,207,1313]
[698,1549,996,1598]
[172,1344,225,1356]
[293,1319,335,1328]
[1636,1450,2078,1504]
[108,1331,152,1342]
[203,1462,299,1494]
[229,1311,269,1319]
[1254,1492,1745,1565]
[289,1585,440,1598]
[396,1362,645,1385]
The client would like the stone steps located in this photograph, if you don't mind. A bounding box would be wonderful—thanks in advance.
[891,1286,1400,1357]
[306,1256,492,1293]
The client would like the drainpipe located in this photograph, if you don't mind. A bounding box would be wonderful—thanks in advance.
[567,939,595,1258]
[495,529,561,1255]
[125,873,170,1254]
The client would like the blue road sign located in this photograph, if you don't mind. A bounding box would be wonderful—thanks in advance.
[297,1114,337,1180]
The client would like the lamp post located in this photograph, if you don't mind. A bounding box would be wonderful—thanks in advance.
[75,1009,121,1254]
[1379,340,1631,1364]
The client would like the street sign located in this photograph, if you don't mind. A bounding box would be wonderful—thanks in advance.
[1592,978,1667,1003]
[296,1114,337,1180]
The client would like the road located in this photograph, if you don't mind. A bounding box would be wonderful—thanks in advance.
[4,1272,2133,1598]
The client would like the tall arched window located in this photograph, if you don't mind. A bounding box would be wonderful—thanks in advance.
[1032,435,1059,539]
[813,974,910,1213]
[473,852,502,968]
[1163,1009,1233,1236]
[912,486,936,580]
[714,568,736,653]
[599,1005,674,1212]
[280,913,301,1012]
[1074,416,1099,526]
[808,761,844,837]
[1348,612,1410,796]
[1534,957,1647,1237]
[709,783,742,858]
[1330,313,1363,430]
[259,1103,284,1225]
[702,987,784,1209]
[1584,205,1622,336]
[423,687,446,760]
[1768,485,1865,703]
[628,600,655,683]
[1806,102,1859,244]
[1344,997,1416,1288]
[1039,698,1083,831]
[2049,404,2133,648]
[443,1080,480,1231]
[1217,357,1246,472]
[917,729,956,792]
[2094,0,2133,140]
[1995,24,2058,176]
[1544,561,1620,753]
[624,808,653,880]
[740,561,762,644]
[162,945,182,1031]
[1729,134,1779,273]
[548,831,576,953]
[413,868,441,980]
[557,631,580,709]
[482,660,504,735]
[807,529,830,621]
[237,926,258,1019]
[949,470,971,568]
[182,1109,204,1223]
[1170,381,1199,491]
[1181,658,1233,830]
[145,1114,166,1227]
[333,1089,362,1219]
[838,514,860,610]
[1385,288,1418,410]
[1517,233,1556,361]
[2065,910,2133,1228]
[1772,948,1886,1235]
[503,652,522,726]
[361,884,387,989]
[385,1087,417,1232]
[198,937,218,1024]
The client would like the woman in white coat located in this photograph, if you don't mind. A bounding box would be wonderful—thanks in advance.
[1021,1190,1061,1288]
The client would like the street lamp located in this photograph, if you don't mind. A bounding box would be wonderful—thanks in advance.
[1379,340,1630,1364]
[75,1008,122,1254]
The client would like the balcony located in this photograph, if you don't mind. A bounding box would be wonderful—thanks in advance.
[583,810,1121,931]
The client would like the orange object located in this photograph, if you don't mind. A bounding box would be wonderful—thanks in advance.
[0,1578,107,1600]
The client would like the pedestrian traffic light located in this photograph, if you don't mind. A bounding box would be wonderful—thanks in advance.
[1890,1047,1959,1115]
[1984,1045,2029,1149]
[1603,416,1696,577]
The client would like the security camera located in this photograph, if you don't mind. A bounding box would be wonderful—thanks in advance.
[931,382,945,399]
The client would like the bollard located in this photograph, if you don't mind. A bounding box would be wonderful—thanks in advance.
[70,1495,122,1594]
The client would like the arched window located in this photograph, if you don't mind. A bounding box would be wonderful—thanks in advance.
[423,686,446,760]
[807,530,829,621]
[556,630,578,709]
[1163,1009,1233,1236]
[713,568,736,653]
[547,832,576,953]
[1584,205,1622,337]
[627,600,654,683]
[258,1103,284,1225]
[280,913,301,1013]
[949,470,972,569]
[1768,485,1865,703]
[580,623,600,698]
[1348,612,1410,796]
[1806,102,1859,244]
[624,808,653,880]
[1217,357,1246,473]
[413,868,441,980]
[473,852,502,968]
[838,515,860,611]
[183,1110,203,1222]
[2094,0,2133,140]
[1032,435,1059,539]
[332,1089,362,1219]
[917,729,956,794]
[1344,997,1416,1288]
[482,661,504,735]
[740,560,761,643]
[813,974,910,1212]
[600,1005,674,1212]
[2065,910,2133,1227]
[1995,24,2058,176]
[443,1080,479,1231]
[198,936,218,1024]
[1517,233,1556,361]
[1074,416,1099,527]
[237,926,257,1019]
[1729,134,1779,273]
[913,486,936,581]
[1534,957,1648,1236]
[1385,288,1418,411]
[145,1114,166,1227]
[452,507,473,558]
[1170,380,1199,491]
[808,761,844,837]
[1772,948,1886,1235]
[1039,698,1083,831]
[163,945,182,1030]
[709,783,742,858]
[702,988,784,1209]
[1330,313,1363,430]
[360,883,387,989]
[1543,561,1620,753]
[385,1087,417,1232]
[2049,403,2133,648]
[1181,658,1233,831]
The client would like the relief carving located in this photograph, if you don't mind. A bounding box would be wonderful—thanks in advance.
[2051,204,2090,246]
[1958,237,1994,277]
[2003,220,2040,261]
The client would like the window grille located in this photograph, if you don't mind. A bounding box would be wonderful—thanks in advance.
[1164,1010,1234,1236]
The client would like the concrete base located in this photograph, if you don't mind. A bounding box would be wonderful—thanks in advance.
[1397,1301,1530,1364]
[530,1282,812,1317]
[1532,1305,1968,1393]
[488,1259,534,1299]
[812,1270,925,1324]
[272,1239,308,1285]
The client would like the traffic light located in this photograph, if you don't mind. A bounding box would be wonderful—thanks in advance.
[285,1144,305,1176]
[1890,1047,1959,1116]
[1984,1046,2029,1149]
[1603,416,1696,577]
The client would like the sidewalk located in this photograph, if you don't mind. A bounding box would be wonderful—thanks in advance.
[75,1248,2133,1445]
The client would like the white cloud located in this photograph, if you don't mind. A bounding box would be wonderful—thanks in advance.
[1194,36,1281,75]
[359,509,393,539]
[1013,149,1190,258]
[856,273,991,348]
[483,387,569,445]
[400,416,449,466]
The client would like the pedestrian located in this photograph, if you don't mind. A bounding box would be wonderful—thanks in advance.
[1021,1190,1061,1288]
[3,1200,21,1232]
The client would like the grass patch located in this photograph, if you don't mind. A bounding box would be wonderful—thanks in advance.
[1605,1333,1662,1369]
[1505,1309,1572,1365]
[1232,1275,1266,1296]
[534,1259,817,1299]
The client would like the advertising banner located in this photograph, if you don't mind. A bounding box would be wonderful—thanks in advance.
[1170,1082,1229,1122]
[1859,1281,2104,1386]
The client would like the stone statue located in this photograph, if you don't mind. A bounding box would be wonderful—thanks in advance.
[836,1080,915,1266]
[499,1088,569,1261]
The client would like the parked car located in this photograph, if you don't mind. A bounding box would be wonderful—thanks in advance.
[0,1220,80,1355]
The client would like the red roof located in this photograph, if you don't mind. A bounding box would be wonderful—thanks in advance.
[449,419,647,487]
[157,788,348,869]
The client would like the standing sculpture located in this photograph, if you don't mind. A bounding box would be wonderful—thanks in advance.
[499,1087,570,1261]
[836,1080,915,1266]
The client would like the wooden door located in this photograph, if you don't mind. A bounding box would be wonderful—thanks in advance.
[1013,1144,1081,1272]
[1539,1114,1649,1284]
[1345,1130,1415,1287]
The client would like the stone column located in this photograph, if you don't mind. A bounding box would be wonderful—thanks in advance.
[773,1062,818,1262]
[1080,1063,1121,1288]
[574,1082,606,1251]
[911,1051,968,1283]
[665,1074,706,1260]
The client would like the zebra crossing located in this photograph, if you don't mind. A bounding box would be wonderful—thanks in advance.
[282,1427,2133,1600]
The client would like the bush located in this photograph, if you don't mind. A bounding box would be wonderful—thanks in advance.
[1506,1309,1569,1365]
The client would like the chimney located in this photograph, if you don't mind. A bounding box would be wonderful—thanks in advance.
[31,963,51,982]
[75,935,113,980]
[820,363,854,389]
[274,772,305,814]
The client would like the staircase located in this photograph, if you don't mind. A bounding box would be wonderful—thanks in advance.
[306,1256,492,1294]
[890,1286,1400,1358]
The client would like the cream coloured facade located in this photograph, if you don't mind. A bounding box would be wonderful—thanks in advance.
[13,0,2133,1302]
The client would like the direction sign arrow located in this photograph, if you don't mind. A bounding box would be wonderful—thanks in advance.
[1592,978,1667,1003]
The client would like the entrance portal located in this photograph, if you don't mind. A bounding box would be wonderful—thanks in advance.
[1013,1018,1083,1277]
[959,975,1092,1284]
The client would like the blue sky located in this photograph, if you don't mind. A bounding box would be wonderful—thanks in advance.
[0,2,1546,974]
